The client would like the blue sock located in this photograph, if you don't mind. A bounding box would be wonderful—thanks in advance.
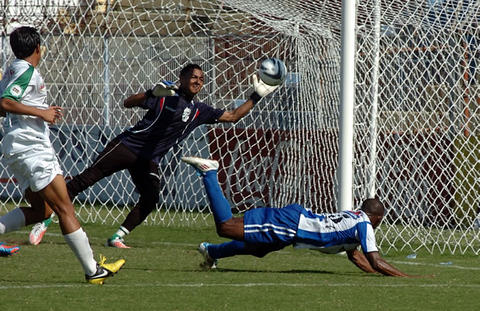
[207,240,248,259]
[203,170,232,224]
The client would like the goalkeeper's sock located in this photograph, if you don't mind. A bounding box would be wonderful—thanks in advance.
[202,171,232,224]
[43,216,53,227]
[207,240,248,259]
[110,226,129,240]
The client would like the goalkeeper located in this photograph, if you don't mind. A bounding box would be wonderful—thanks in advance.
[30,63,279,248]
[181,156,416,277]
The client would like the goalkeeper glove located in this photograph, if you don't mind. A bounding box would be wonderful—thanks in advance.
[249,75,279,104]
[146,80,178,98]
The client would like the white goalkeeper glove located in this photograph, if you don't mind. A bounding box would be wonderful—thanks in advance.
[250,75,279,103]
[146,80,178,98]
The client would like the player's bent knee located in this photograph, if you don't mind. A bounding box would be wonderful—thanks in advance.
[139,202,156,217]
[216,219,243,240]
[139,193,158,213]
[215,223,228,238]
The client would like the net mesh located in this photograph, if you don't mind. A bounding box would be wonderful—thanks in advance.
[0,0,479,254]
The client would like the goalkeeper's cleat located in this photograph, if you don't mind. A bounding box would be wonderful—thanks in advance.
[29,220,50,245]
[181,157,219,175]
[85,255,125,285]
[198,242,217,270]
[0,243,20,256]
[106,236,131,249]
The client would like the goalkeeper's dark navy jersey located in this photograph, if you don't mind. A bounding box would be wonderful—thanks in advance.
[117,93,224,164]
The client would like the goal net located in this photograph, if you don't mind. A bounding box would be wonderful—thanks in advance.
[0,0,479,254]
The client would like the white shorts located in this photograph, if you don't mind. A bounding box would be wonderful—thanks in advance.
[4,144,63,193]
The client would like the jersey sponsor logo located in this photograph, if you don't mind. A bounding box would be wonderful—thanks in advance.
[182,107,192,122]
[10,84,22,97]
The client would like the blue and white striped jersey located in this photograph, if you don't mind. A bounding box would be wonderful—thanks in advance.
[243,204,378,254]
[294,209,378,254]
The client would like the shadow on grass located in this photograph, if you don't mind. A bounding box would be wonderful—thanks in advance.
[207,267,337,274]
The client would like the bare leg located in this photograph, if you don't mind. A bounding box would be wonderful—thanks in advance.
[0,190,53,234]
[216,217,244,241]
[38,175,80,234]
[37,175,96,275]
[22,189,54,225]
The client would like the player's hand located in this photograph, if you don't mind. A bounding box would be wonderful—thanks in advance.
[150,80,178,97]
[252,74,279,97]
[41,106,63,124]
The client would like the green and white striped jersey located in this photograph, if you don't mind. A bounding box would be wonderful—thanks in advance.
[0,59,50,155]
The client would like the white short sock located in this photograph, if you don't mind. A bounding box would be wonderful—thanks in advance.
[0,208,25,234]
[64,228,97,276]
[115,226,130,238]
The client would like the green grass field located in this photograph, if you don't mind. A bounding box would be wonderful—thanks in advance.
[1,220,479,311]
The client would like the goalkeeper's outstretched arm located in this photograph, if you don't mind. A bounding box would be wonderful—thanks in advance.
[124,81,177,108]
[218,98,255,122]
[218,74,279,123]
[123,93,147,108]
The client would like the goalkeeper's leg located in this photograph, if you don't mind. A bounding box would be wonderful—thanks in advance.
[67,138,135,199]
[106,160,160,248]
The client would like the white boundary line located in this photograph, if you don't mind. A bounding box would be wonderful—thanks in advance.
[391,260,480,271]
[11,231,198,246]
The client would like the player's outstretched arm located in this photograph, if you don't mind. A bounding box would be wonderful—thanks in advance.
[365,251,411,277]
[218,98,254,122]
[123,92,146,108]
[124,81,177,108]
[346,249,377,273]
[218,74,279,123]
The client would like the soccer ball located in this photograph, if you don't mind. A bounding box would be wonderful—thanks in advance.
[258,58,287,86]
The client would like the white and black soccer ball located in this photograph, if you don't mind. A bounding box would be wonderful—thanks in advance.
[258,58,287,86]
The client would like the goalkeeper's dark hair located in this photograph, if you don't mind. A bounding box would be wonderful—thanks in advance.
[180,64,202,78]
[360,198,384,217]
[10,26,41,59]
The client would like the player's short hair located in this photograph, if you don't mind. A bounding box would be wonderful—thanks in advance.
[179,64,202,78]
[360,198,384,217]
[10,26,41,59]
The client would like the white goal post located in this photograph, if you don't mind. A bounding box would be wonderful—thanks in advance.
[0,0,479,254]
